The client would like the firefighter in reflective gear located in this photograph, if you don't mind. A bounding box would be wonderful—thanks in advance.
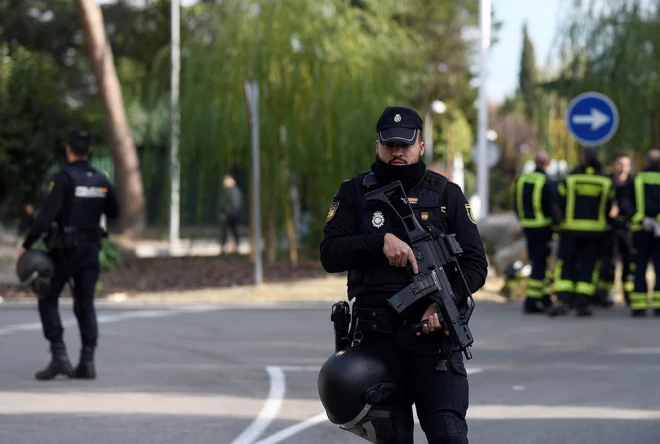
[16,129,120,380]
[550,147,614,317]
[514,151,561,313]
[513,151,562,314]
[595,154,634,307]
[620,149,660,317]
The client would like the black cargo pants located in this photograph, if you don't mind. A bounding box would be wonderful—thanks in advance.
[353,300,470,444]
[39,245,101,348]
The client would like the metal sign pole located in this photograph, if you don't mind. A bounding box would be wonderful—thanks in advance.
[245,81,263,285]
[169,0,181,253]
[477,0,491,220]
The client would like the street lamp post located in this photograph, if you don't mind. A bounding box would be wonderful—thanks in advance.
[423,100,447,165]
[477,0,491,220]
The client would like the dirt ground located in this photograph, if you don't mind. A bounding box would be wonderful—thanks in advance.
[0,254,335,300]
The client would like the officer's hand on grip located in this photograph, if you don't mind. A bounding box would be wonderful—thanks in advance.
[417,303,450,337]
[383,233,419,274]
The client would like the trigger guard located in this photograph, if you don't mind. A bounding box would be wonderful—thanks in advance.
[406,264,415,278]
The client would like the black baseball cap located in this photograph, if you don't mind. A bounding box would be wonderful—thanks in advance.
[67,129,92,146]
[376,106,423,145]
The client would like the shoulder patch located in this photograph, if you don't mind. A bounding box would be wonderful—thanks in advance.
[326,202,339,222]
[48,181,55,191]
[465,204,477,224]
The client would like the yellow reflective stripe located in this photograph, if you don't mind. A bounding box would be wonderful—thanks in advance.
[592,261,600,285]
[633,172,660,224]
[652,292,660,309]
[526,278,545,298]
[555,280,574,293]
[561,174,611,232]
[575,281,596,296]
[624,281,635,292]
[630,291,648,309]
[634,174,646,223]
[517,173,552,228]
[553,260,573,292]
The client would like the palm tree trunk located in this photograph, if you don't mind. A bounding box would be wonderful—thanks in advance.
[74,0,145,237]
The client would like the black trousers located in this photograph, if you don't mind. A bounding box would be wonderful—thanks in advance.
[598,226,633,292]
[221,215,240,246]
[630,231,660,310]
[353,302,469,444]
[39,246,100,348]
[523,227,553,301]
[554,232,604,307]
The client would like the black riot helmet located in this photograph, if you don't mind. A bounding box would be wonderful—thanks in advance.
[16,250,55,299]
[318,346,398,443]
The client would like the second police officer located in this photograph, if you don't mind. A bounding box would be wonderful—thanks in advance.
[320,106,488,443]
[17,130,120,380]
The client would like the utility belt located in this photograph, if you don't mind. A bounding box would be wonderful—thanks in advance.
[332,299,432,343]
[45,225,104,250]
[330,300,453,372]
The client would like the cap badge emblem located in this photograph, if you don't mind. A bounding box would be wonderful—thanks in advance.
[394,114,402,123]
[372,211,385,229]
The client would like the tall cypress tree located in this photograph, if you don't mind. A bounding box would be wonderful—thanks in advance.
[519,23,537,122]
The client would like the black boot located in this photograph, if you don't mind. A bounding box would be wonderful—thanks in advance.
[35,343,74,381]
[73,346,96,379]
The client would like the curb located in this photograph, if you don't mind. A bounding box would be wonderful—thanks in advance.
[1,276,510,307]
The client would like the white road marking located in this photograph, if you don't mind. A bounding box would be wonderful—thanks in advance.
[276,365,482,375]
[254,412,329,444]
[229,366,286,444]
[0,306,221,336]
[246,365,484,443]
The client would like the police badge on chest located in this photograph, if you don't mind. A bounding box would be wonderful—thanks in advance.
[371,211,385,229]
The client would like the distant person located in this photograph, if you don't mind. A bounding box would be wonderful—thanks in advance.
[596,153,634,307]
[16,129,120,380]
[220,175,243,254]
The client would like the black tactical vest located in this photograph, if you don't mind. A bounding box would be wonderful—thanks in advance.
[347,170,448,300]
[57,163,111,246]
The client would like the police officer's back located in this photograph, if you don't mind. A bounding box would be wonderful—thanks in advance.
[551,147,613,317]
[18,129,119,380]
[319,106,488,443]
[513,151,562,314]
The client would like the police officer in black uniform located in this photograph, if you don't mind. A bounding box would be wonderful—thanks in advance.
[320,106,488,443]
[513,150,562,314]
[17,130,120,380]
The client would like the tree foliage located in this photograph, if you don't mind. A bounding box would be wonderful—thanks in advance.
[519,23,537,123]
[0,0,490,259]
[541,0,660,163]
[0,44,71,218]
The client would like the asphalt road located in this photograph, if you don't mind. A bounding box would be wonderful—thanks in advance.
[0,300,659,444]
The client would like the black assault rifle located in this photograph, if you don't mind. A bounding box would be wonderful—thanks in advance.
[364,180,476,360]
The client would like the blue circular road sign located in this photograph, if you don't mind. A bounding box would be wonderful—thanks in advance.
[565,92,619,147]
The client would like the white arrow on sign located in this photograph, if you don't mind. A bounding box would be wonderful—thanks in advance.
[571,108,610,131]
